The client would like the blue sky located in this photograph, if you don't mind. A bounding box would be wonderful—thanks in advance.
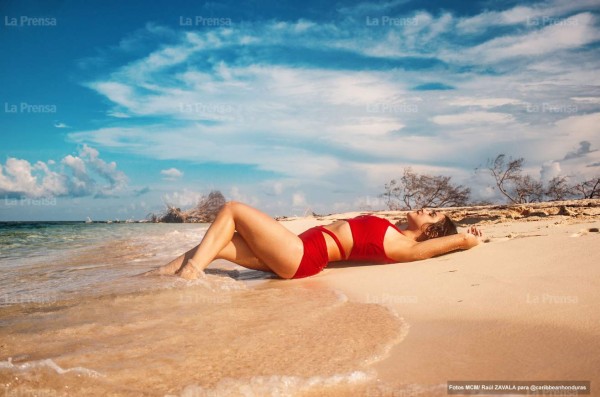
[1,0,600,221]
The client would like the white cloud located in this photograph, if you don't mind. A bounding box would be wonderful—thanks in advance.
[431,111,515,125]
[229,186,260,206]
[79,144,128,196]
[457,6,536,33]
[571,97,600,104]
[540,161,562,182]
[458,13,599,63]
[456,0,600,33]
[0,145,127,199]
[62,154,94,196]
[162,188,204,208]
[107,111,131,118]
[273,182,284,196]
[62,154,87,177]
[337,0,412,16]
[448,97,525,109]
[554,112,600,143]
[0,158,63,198]
[160,167,183,180]
[88,82,138,112]
[292,192,308,207]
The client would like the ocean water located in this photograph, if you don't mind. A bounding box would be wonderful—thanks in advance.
[0,222,409,396]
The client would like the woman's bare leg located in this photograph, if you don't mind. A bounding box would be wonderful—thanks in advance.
[173,201,303,279]
[142,232,272,277]
[215,233,273,272]
[143,247,199,276]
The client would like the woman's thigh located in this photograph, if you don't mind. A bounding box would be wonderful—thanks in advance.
[228,202,303,278]
[217,233,272,272]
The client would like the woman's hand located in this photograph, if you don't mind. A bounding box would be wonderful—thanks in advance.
[464,226,484,247]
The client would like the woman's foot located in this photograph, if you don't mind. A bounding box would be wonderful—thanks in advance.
[175,258,203,280]
[142,259,184,276]
[175,263,201,280]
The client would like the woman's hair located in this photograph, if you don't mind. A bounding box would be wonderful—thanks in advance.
[418,215,458,242]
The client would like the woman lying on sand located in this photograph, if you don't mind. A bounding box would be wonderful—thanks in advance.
[144,201,483,280]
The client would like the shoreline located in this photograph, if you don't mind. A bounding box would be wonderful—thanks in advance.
[2,198,598,224]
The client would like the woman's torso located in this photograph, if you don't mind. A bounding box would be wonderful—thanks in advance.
[319,216,411,263]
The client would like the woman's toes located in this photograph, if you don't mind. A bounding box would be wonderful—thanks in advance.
[176,264,200,280]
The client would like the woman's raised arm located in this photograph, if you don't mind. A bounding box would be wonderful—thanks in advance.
[405,226,483,261]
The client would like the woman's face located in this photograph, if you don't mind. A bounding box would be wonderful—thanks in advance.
[406,208,445,230]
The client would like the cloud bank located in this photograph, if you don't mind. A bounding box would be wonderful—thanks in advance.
[0,145,128,199]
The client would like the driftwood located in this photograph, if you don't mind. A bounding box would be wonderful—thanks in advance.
[148,191,226,223]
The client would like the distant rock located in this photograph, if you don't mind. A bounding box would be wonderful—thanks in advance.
[557,205,573,216]
[527,210,548,217]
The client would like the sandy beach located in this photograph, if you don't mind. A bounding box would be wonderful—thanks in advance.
[274,199,600,396]
[1,200,599,396]
[3,0,600,393]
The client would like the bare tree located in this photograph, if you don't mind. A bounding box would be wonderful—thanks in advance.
[486,154,528,204]
[514,174,544,203]
[381,179,402,210]
[486,154,600,203]
[159,204,187,223]
[545,176,573,201]
[381,167,470,210]
[572,177,600,199]
[486,154,548,203]
[187,190,227,222]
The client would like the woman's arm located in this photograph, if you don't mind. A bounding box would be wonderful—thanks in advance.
[405,226,483,261]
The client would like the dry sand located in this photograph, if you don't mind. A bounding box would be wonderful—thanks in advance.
[262,199,600,396]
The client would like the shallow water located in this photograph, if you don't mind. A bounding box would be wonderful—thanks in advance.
[0,222,209,306]
[0,222,409,396]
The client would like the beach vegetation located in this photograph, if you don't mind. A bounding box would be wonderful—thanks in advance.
[486,154,599,203]
[571,177,600,199]
[147,190,226,223]
[381,167,471,210]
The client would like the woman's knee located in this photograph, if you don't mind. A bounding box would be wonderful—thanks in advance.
[222,200,242,210]
[219,200,241,215]
[222,201,254,217]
